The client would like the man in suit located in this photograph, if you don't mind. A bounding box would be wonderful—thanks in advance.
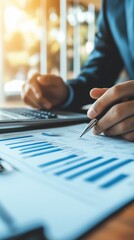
[22,0,134,141]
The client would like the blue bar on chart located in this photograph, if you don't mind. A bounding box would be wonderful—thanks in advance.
[0,135,33,142]
[100,174,128,188]
[21,145,56,155]
[10,141,49,149]
[66,158,118,180]
[27,147,63,158]
[45,157,90,173]
[42,132,61,137]
[55,156,103,176]
[38,154,78,168]
[86,159,133,182]
[63,157,86,166]
[6,140,33,146]
[19,143,51,151]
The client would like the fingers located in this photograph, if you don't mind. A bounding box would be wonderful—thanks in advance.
[121,131,134,142]
[22,73,41,106]
[105,129,134,142]
[92,100,134,135]
[22,83,51,109]
[22,86,42,108]
[90,88,108,99]
[88,81,134,119]
[22,73,52,109]
[27,73,42,98]
[36,74,68,107]
[22,72,67,110]
[103,115,134,136]
[37,74,62,87]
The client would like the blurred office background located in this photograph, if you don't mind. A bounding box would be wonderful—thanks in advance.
[0,0,101,104]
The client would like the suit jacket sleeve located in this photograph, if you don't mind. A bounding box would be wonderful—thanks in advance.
[66,0,124,111]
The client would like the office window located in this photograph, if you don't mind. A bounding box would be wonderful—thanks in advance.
[0,0,101,100]
[1,0,41,97]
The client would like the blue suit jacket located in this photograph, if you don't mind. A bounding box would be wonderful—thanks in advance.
[67,0,134,110]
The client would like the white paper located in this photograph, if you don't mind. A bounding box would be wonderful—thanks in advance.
[0,123,134,239]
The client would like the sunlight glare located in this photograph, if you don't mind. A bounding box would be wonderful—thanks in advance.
[5,6,26,33]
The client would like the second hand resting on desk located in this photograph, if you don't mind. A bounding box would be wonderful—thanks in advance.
[80,96,134,138]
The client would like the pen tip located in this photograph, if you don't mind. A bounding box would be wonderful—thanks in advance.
[79,133,84,138]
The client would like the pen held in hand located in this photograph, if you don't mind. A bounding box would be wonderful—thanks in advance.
[80,96,134,138]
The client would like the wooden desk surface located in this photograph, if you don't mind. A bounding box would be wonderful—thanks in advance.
[85,202,134,240]
[1,100,134,240]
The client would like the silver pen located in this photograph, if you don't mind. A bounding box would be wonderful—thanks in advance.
[80,96,134,138]
[80,118,98,138]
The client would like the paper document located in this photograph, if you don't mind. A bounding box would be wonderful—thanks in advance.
[0,123,134,239]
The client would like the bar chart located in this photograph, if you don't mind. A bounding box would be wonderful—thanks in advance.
[0,125,133,194]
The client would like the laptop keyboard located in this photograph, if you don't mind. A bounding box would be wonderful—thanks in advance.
[9,108,57,120]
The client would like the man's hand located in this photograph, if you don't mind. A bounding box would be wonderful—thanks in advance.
[22,73,69,109]
[87,81,134,142]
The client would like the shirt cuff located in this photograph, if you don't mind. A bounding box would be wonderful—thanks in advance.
[61,84,74,109]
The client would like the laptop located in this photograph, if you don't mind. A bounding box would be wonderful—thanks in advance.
[0,107,88,133]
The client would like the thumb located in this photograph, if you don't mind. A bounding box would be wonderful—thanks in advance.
[90,88,108,99]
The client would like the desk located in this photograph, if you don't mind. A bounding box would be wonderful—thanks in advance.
[84,202,134,240]
[1,100,134,240]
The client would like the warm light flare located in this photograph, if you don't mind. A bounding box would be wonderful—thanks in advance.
[4,6,26,33]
